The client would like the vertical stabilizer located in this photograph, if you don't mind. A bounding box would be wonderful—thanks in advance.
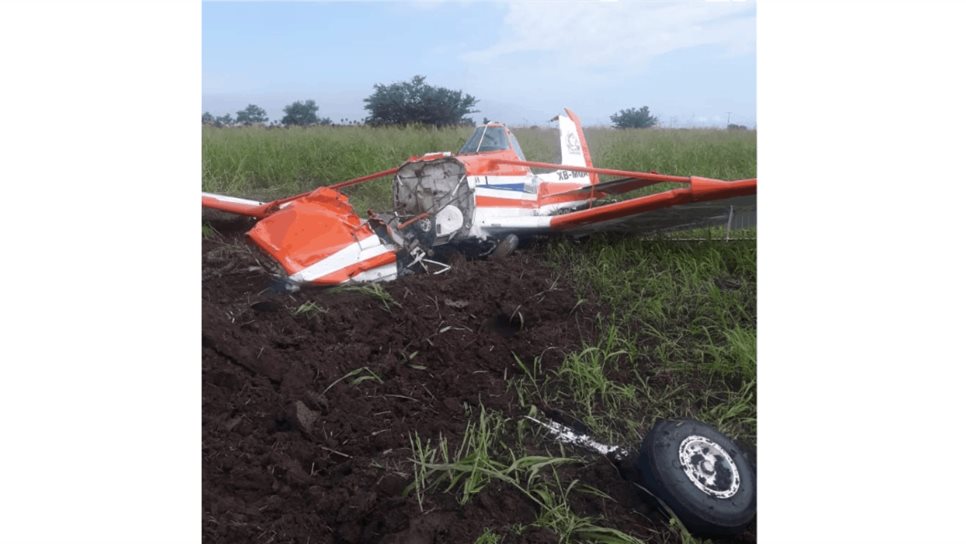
[557,109,599,185]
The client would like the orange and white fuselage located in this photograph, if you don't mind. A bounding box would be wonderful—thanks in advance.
[202,108,756,287]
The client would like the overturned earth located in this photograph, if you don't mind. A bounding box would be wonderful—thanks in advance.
[202,219,752,543]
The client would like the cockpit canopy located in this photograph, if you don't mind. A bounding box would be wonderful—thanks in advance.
[458,124,526,160]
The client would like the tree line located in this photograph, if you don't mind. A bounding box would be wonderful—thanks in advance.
[203,75,667,129]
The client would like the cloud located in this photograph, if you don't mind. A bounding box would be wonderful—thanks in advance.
[462,0,755,74]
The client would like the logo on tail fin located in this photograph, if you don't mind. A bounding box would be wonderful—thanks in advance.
[566,133,581,154]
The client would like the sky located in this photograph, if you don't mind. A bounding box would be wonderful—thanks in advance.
[203,0,756,128]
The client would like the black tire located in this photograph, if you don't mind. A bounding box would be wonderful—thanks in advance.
[636,419,756,538]
[491,234,519,259]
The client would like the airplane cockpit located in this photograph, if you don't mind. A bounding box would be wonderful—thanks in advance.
[458,124,527,160]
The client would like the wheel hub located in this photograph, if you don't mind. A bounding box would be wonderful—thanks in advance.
[678,435,740,499]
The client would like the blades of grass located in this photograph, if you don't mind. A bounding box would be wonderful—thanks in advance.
[323,366,382,394]
[292,301,326,316]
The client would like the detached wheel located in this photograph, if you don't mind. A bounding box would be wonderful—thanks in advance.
[491,234,519,259]
[636,419,756,538]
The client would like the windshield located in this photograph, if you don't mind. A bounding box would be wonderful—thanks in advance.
[508,132,526,161]
[458,126,509,154]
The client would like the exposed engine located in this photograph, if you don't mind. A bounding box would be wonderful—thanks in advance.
[392,157,475,246]
[360,157,478,278]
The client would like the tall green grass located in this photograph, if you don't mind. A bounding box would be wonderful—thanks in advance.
[202,125,756,212]
[547,236,757,444]
[409,406,646,544]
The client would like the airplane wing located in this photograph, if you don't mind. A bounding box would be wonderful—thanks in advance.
[484,156,756,235]
[202,167,400,219]
[548,177,756,235]
[202,192,273,218]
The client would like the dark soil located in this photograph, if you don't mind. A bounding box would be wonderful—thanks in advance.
[202,219,751,543]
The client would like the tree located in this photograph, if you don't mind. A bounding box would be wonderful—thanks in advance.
[202,112,215,125]
[281,100,321,126]
[727,123,748,131]
[215,113,234,128]
[610,106,658,129]
[236,104,268,126]
[364,75,478,127]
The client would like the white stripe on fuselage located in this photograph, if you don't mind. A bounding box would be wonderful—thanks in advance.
[469,200,590,239]
[477,214,552,233]
[475,186,539,201]
[347,263,398,283]
[289,234,395,283]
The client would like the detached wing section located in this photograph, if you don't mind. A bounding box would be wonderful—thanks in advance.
[549,177,756,234]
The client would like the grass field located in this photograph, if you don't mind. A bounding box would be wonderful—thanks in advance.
[202,125,756,212]
[202,125,756,543]
[547,236,757,443]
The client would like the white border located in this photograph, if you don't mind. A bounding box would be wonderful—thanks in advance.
[761,2,966,542]
[1,2,200,542]
[3,2,966,542]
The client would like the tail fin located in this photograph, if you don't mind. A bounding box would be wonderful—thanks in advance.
[557,108,599,185]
